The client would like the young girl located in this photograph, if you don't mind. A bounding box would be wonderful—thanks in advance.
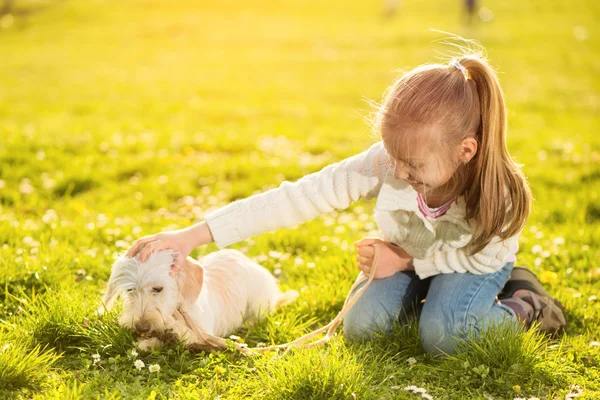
[126,52,567,355]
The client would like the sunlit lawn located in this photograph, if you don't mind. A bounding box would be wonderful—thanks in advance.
[0,0,599,398]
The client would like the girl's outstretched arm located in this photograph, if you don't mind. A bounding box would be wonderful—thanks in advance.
[205,141,389,249]
[127,142,389,263]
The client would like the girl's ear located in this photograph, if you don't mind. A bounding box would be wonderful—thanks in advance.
[173,258,204,305]
[458,137,478,164]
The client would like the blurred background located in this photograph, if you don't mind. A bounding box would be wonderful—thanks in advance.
[0,0,598,310]
[0,1,599,397]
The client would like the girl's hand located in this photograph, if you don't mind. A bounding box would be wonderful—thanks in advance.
[126,222,214,268]
[355,237,414,279]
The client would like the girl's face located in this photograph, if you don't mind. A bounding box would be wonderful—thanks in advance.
[383,129,478,195]
[384,133,478,196]
[389,151,457,194]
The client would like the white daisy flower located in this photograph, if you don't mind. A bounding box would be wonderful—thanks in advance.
[148,364,160,373]
[92,354,101,360]
[19,179,35,195]
[131,349,138,357]
[255,254,268,262]
[268,251,282,259]
[134,359,145,370]
[407,357,417,366]
[541,250,551,258]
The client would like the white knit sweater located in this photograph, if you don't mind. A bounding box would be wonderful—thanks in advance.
[205,141,518,279]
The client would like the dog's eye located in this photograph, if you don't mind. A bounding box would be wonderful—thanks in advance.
[152,287,163,294]
[127,288,134,293]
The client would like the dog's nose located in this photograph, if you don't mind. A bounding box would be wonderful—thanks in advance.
[135,321,151,333]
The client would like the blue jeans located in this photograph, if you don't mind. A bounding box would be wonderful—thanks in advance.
[343,262,518,355]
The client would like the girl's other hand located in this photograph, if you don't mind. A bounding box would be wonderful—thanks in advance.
[126,222,213,268]
[355,237,414,279]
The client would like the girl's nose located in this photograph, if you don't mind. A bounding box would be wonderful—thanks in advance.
[394,164,409,180]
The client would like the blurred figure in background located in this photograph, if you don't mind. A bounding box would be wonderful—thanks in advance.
[464,0,478,24]
[382,0,401,18]
[1,0,14,15]
[382,0,481,24]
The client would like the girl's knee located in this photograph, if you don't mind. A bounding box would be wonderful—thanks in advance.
[343,301,396,341]
[343,271,419,341]
[419,314,473,355]
[419,318,452,355]
[343,310,372,341]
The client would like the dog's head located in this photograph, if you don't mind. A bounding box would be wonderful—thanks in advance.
[98,250,204,338]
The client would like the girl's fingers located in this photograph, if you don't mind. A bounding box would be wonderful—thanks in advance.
[357,264,370,274]
[139,240,180,263]
[357,255,371,265]
[127,235,157,257]
[139,241,161,262]
[355,237,383,247]
[357,246,374,257]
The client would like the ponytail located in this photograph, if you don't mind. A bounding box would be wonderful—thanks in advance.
[460,56,532,254]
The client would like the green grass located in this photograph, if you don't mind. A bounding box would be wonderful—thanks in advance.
[0,0,599,398]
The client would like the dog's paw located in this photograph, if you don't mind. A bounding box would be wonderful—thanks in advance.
[136,337,164,351]
[187,341,220,353]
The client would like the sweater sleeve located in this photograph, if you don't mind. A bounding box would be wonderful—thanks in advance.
[204,141,390,248]
[412,234,519,279]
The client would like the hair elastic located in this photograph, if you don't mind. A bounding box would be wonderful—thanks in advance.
[450,59,469,80]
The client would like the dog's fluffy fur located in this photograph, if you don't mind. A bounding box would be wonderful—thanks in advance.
[99,249,297,351]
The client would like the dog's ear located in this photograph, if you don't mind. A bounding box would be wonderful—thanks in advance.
[97,283,117,315]
[97,257,127,315]
[173,257,204,304]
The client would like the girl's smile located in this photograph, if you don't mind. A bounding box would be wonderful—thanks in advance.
[388,148,456,195]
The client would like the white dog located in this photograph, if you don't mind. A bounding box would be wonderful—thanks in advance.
[99,249,297,351]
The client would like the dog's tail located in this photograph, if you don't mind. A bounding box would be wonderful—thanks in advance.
[276,289,299,308]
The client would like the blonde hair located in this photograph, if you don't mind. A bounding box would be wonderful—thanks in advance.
[375,47,532,254]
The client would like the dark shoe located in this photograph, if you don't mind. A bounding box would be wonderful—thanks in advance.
[499,266,568,337]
